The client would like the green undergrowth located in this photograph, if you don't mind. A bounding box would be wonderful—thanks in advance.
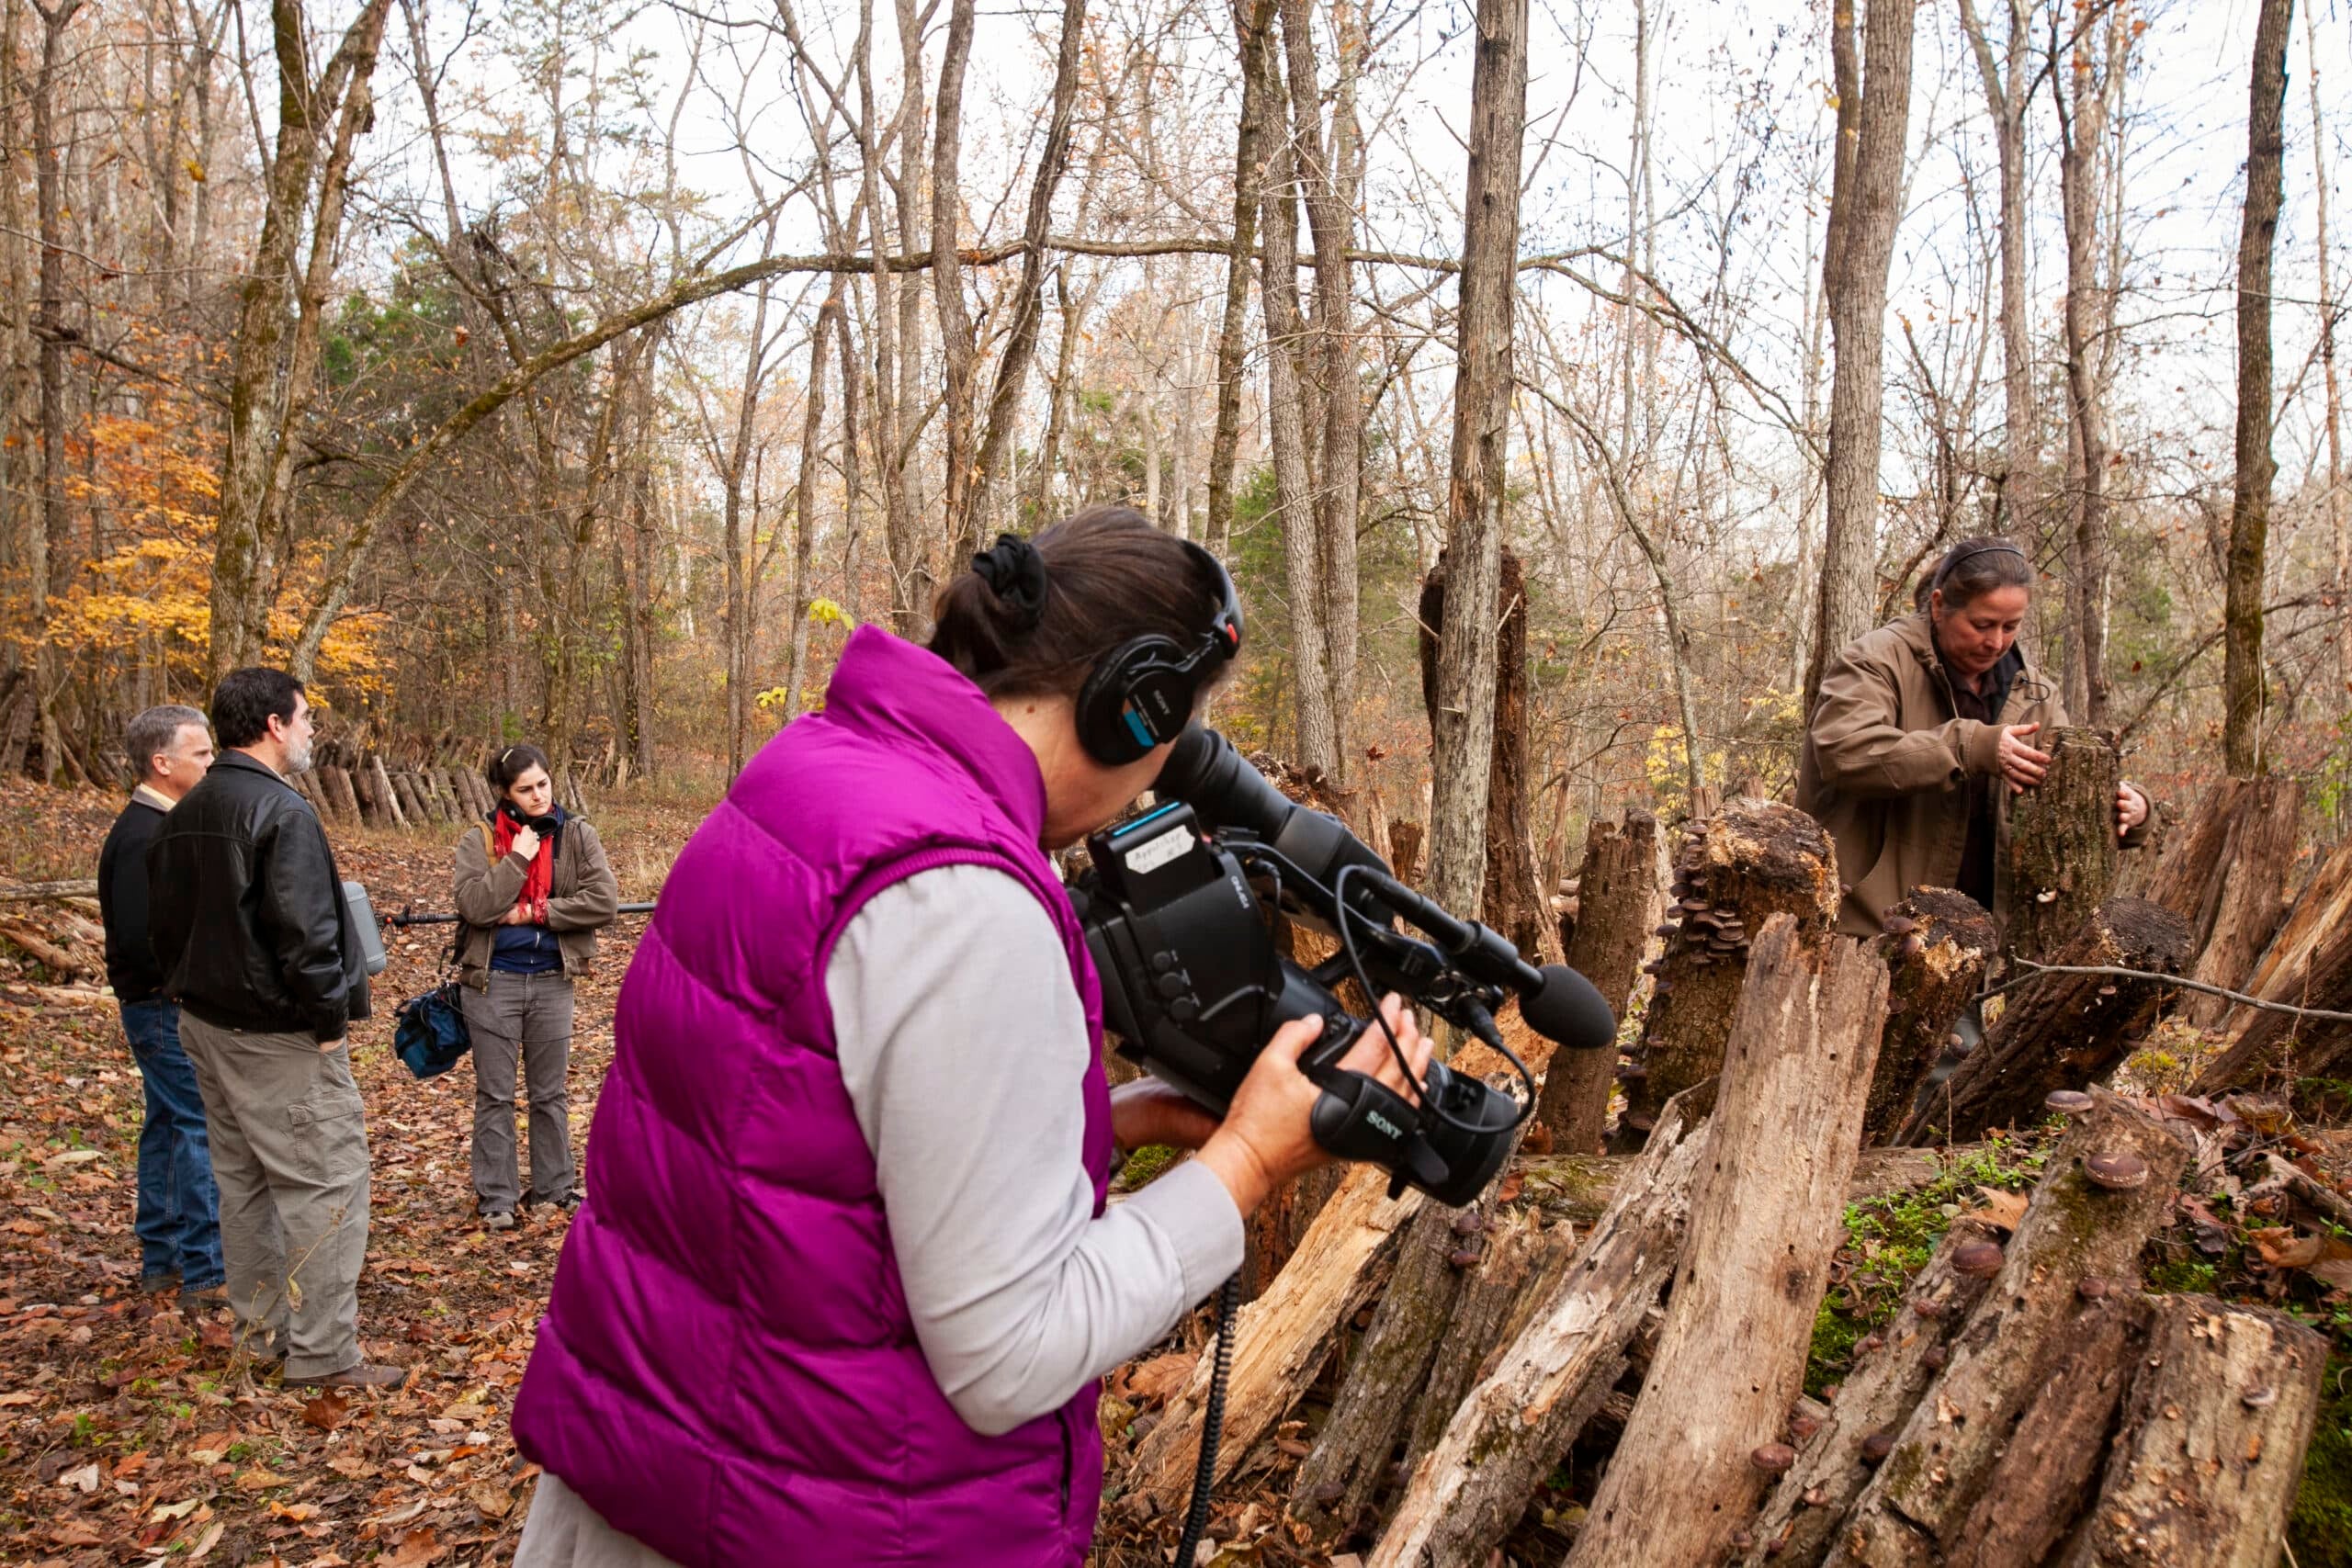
[1804,1131,2050,1398]
[2292,1351,2352,1568]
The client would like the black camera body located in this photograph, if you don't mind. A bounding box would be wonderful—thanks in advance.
[1074,728,1617,1207]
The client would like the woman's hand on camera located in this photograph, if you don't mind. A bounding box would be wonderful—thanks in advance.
[1995,723,2050,795]
[1194,994,1431,1219]
[1110,1080,1220,1154]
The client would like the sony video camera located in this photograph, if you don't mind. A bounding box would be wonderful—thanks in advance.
[1071,726,1616,1206]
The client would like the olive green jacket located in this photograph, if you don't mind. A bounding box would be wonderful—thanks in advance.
[450,816,620,990]
[1795,612,2109,939]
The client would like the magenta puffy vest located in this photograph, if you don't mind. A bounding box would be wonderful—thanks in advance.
[513,626,1114,1566]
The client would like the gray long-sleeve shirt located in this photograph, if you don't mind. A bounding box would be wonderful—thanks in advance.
[825,863,1245,1436]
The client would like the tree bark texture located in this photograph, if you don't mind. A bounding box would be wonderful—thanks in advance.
[1419,547,1550,960]
[1204,0,1275,558]
[1901,897,2189,1145]
[1804,0,1916,716]
[1537,808,1659,1153]
[2193,842,2352,1093]
[1565,921,1889,1568]
[1828,1093,2192,1565]
[1364,1092,1709,1568]
[2223,0,2293,774]
[2181,776,2302,1027]
[1862,886,1996,1145]
[2004,726,2120,963]
[1957,0,2039,539]
[2055,12,2115,727]
[2055,1296,2328,1568]
[1617,801,1838,1147]
[1737,1218,2004,1565]
[1422,0,1529,919]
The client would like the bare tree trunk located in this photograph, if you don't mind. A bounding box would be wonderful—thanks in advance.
[1958,0,2039,536]
[2310,3,2346,699]
[2224,0,2293,775]
[784,289,838,720]
[1423,0,1529,918]
[1803,0,1915,716]
[25,0,79,780]
[2053,3,2116,727]
[1204,0,1275,559]
[930,0,978,549]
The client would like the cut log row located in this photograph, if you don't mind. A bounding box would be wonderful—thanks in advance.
[1535,807,1658,1154]
[1827,1092,2192,1563]
[1862,886,1996,1145]
[2005,726,2122,964]
[1899,897,2190,1145]
[1615,799,1838,1148]
[1366,1089,1712,1568]
[368,755,408,829]
[1564,921,1888,1567]
[2194,839,2352,1093]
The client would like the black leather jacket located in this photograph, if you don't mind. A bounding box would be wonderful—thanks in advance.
[148,751,371,1042]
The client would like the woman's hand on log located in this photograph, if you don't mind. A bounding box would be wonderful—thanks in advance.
[1996,723,2051,795]
[2114,782,2149,839]
[1194,994,1432,1218]
[1109,1080,1220,1154]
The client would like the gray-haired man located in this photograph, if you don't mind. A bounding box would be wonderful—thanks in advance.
[97,705,222,1304]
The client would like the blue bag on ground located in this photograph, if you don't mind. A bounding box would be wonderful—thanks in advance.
[394,982,471,1079]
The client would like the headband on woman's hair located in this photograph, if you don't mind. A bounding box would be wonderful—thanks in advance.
[1934,543,2028,586]
[972,534,1049,630]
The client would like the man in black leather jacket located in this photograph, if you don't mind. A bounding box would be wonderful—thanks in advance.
[148,668,400,1389]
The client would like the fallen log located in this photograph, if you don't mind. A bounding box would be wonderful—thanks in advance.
[1616,800,1838,1148]
[2057,1295,2328,1568]
[1536,808,1658,1153]
[2193,840,2352,1092]
[1826,1092,2191,1564]
[1565,920,1889,1567]
[0,919,82,977]
[1364,1090,1709,1568]
[0,877,99,903]
[1861,887,1996,1145]
[2005,726,2121,963]
[1738,1219,2004,1564]
[1899,897,2190,1145]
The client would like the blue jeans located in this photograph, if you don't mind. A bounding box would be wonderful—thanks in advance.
[120,999,224,1290]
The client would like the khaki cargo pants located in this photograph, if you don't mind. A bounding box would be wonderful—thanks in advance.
[176,1014,371,1379]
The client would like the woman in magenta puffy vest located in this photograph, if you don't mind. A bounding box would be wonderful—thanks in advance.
[510,506,1430,1567]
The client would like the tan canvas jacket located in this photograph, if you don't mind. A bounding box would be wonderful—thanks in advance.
[1795,611,2082,938]
[450,815,620,990]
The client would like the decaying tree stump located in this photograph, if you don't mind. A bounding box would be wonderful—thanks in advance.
[2058,1295,2328,1568]
[2139,776,2242,923]
[1739,1219,2004,1564]
[1388,819,1424,886]
[2194,840,2352,1093]
[1827,1093,2191,1564]
[2184,777,2303,1026]
[1364,1091,1711,1568]
[1614,800,1838,1148]
[1861,887,1996,1145]
[1535,808,1658,1153]
[2005,725,2121,963]
[1396,1210,1581,1483]
[1899,897,2190,1145]
[1564,921,1889,1567]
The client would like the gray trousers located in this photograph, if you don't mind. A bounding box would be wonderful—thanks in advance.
[175,1014,371,1379]
[462,972,577,1213]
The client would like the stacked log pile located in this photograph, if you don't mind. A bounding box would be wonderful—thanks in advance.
[2195,837,2352,1095]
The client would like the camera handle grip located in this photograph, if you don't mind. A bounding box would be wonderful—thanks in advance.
[1307,1067,1452,1198]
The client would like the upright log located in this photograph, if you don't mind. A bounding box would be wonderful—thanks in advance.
[1366,1093,1709,1568]
[1615,800,1838,1148]
[2181,775,2301,1026]
[1536,807,1657,1152]
[368,754,409,829]
[1827,1093,2191,1565]
[1564,921,1889,1568]
[2005,725,2120,962]
[2195,840,2352,1091]
[1899,897,2189,1145]
[1862,887,1996,1145]
[318,764,363,826]
[1396,1210,1581,1482]
[2058,1296,2328,1568]
[2138,777,2242,926]
[1738,1219,2004,1565]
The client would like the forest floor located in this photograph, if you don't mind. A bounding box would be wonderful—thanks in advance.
[0,778,703,1567]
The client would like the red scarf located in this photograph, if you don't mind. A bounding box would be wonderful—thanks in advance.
[492,812,555,924]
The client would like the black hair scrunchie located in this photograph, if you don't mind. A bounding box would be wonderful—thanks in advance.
[971,533,1049,630]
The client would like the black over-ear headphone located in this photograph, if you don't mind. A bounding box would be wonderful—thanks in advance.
[1073,541,1244,765]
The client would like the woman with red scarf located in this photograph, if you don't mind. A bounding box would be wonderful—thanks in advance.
[452,745,619,1231]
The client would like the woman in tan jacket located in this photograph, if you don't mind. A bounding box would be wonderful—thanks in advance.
[451,745,618,1230]
[1796,536,2151,942]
